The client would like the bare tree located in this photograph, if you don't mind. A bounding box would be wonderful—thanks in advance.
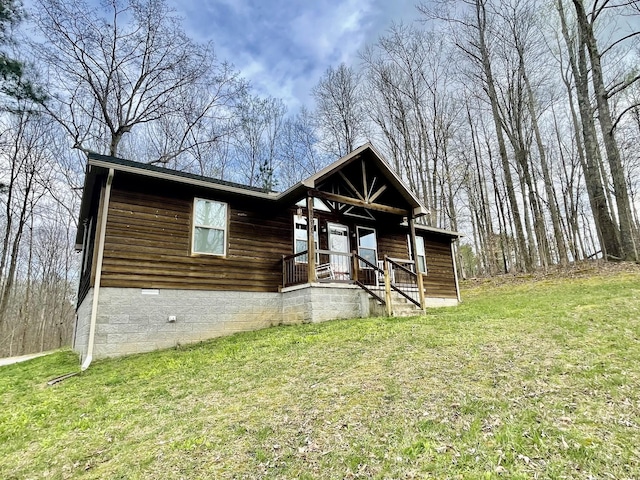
[32,0,243,161]
[421,0,534,270]
[361,24,464,228]
[312,63,368,157]
[232,94,286,190]
[556,0,626,259]
[569,0,639,260]
[278,107,329,189]
[0,110,56,320]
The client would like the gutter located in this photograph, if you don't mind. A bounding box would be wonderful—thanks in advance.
[81,168,114,371]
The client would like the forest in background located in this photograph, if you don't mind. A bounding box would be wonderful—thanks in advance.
[1,0,639,356]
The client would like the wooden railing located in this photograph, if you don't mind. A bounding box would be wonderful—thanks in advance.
[316,249,352,281]
[282,249,354,287]
[282,251,426,313]
[352,252,386,305]
[386,257,422,308]
[282,250,310,287]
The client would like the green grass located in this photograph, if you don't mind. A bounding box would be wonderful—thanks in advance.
[1,269,640,479]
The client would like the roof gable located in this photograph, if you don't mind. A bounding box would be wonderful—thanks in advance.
[293,143,427,218]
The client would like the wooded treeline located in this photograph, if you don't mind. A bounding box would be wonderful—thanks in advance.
[349,0,640,276]
[1,0,638,356]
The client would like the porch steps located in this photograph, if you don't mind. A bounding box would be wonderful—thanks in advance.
[367,289,422,317]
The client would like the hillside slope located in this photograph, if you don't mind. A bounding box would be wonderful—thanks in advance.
[1,268,639,479]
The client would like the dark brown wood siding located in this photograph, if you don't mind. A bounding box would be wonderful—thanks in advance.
[87,172,458,298]
[377,229,409,260]
[422,236,457,298]
[77,183,101,305]
[377,226,457,299]
[99,175,291,292]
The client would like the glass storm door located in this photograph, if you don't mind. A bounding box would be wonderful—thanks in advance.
[357,226,378,267]
[328,223,350,278]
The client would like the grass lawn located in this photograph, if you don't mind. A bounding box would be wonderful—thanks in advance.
[1,267,639,479]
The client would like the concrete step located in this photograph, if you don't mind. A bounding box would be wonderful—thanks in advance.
[367,290,422,317]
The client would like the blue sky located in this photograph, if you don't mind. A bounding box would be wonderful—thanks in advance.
[174,0,423,113]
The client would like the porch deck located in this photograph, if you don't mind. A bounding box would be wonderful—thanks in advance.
[282,250,426,312]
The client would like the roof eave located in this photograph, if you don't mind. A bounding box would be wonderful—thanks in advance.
[414,223,463,238]
[74,163,100,247]
[88,157,279,201]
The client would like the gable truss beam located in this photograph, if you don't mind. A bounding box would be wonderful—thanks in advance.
[361,159,368,201]
[369,184,387,203]
[338,171,365,201]
[309,189,409,216]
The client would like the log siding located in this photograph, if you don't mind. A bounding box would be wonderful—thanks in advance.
[422,236,458,298]
[99,176,292,293]
[79,161,459,301]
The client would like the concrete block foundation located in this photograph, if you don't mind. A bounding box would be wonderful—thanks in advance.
[74,284,457,360]
[74,284,370,360]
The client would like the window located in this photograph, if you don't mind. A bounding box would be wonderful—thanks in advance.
[192,198,227,255]
[415,236,426,273]
[294,215,318,263]
[357,226,378,267]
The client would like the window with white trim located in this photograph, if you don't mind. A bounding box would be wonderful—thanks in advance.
[294,215,318,263]
[357,226,378,268]
[192,198,227,255]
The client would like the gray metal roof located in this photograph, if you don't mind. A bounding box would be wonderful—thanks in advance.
[88,152,275,194]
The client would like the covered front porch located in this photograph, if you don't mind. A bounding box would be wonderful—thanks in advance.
[277,143,459,315]
[282,249,426,314]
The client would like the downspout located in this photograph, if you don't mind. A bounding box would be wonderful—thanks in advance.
[450,239,461,303]
[81,168,114,371]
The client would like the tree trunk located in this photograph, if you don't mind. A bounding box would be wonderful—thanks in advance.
[556,0,622,259]
[0,171,34,319]
[522,66,568,264]
[475,0,530,271]
[571,0,637,261]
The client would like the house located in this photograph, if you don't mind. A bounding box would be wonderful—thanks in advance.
[74,143,461,365]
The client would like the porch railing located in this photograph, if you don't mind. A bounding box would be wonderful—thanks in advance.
[386,257,421,308]
[282,249,354,287]
[282,251,426,312]
[317,249,353,281]
[352,252,386,305]
[282,250,309,287]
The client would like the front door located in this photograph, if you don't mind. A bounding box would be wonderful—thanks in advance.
[328,223,350,279]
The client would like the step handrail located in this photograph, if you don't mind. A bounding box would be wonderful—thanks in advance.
[352,252,386,306]
[354,281,386,305]
[386,256,423,310]
[390,284,421,308]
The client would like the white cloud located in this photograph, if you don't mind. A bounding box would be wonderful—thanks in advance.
[290,0,374,64]
[173,0,423,112]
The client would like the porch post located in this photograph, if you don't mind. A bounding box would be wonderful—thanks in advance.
[307,194,316,283]
[384,256,392,317]
[351,250,359,283]
[409,215,426,311]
